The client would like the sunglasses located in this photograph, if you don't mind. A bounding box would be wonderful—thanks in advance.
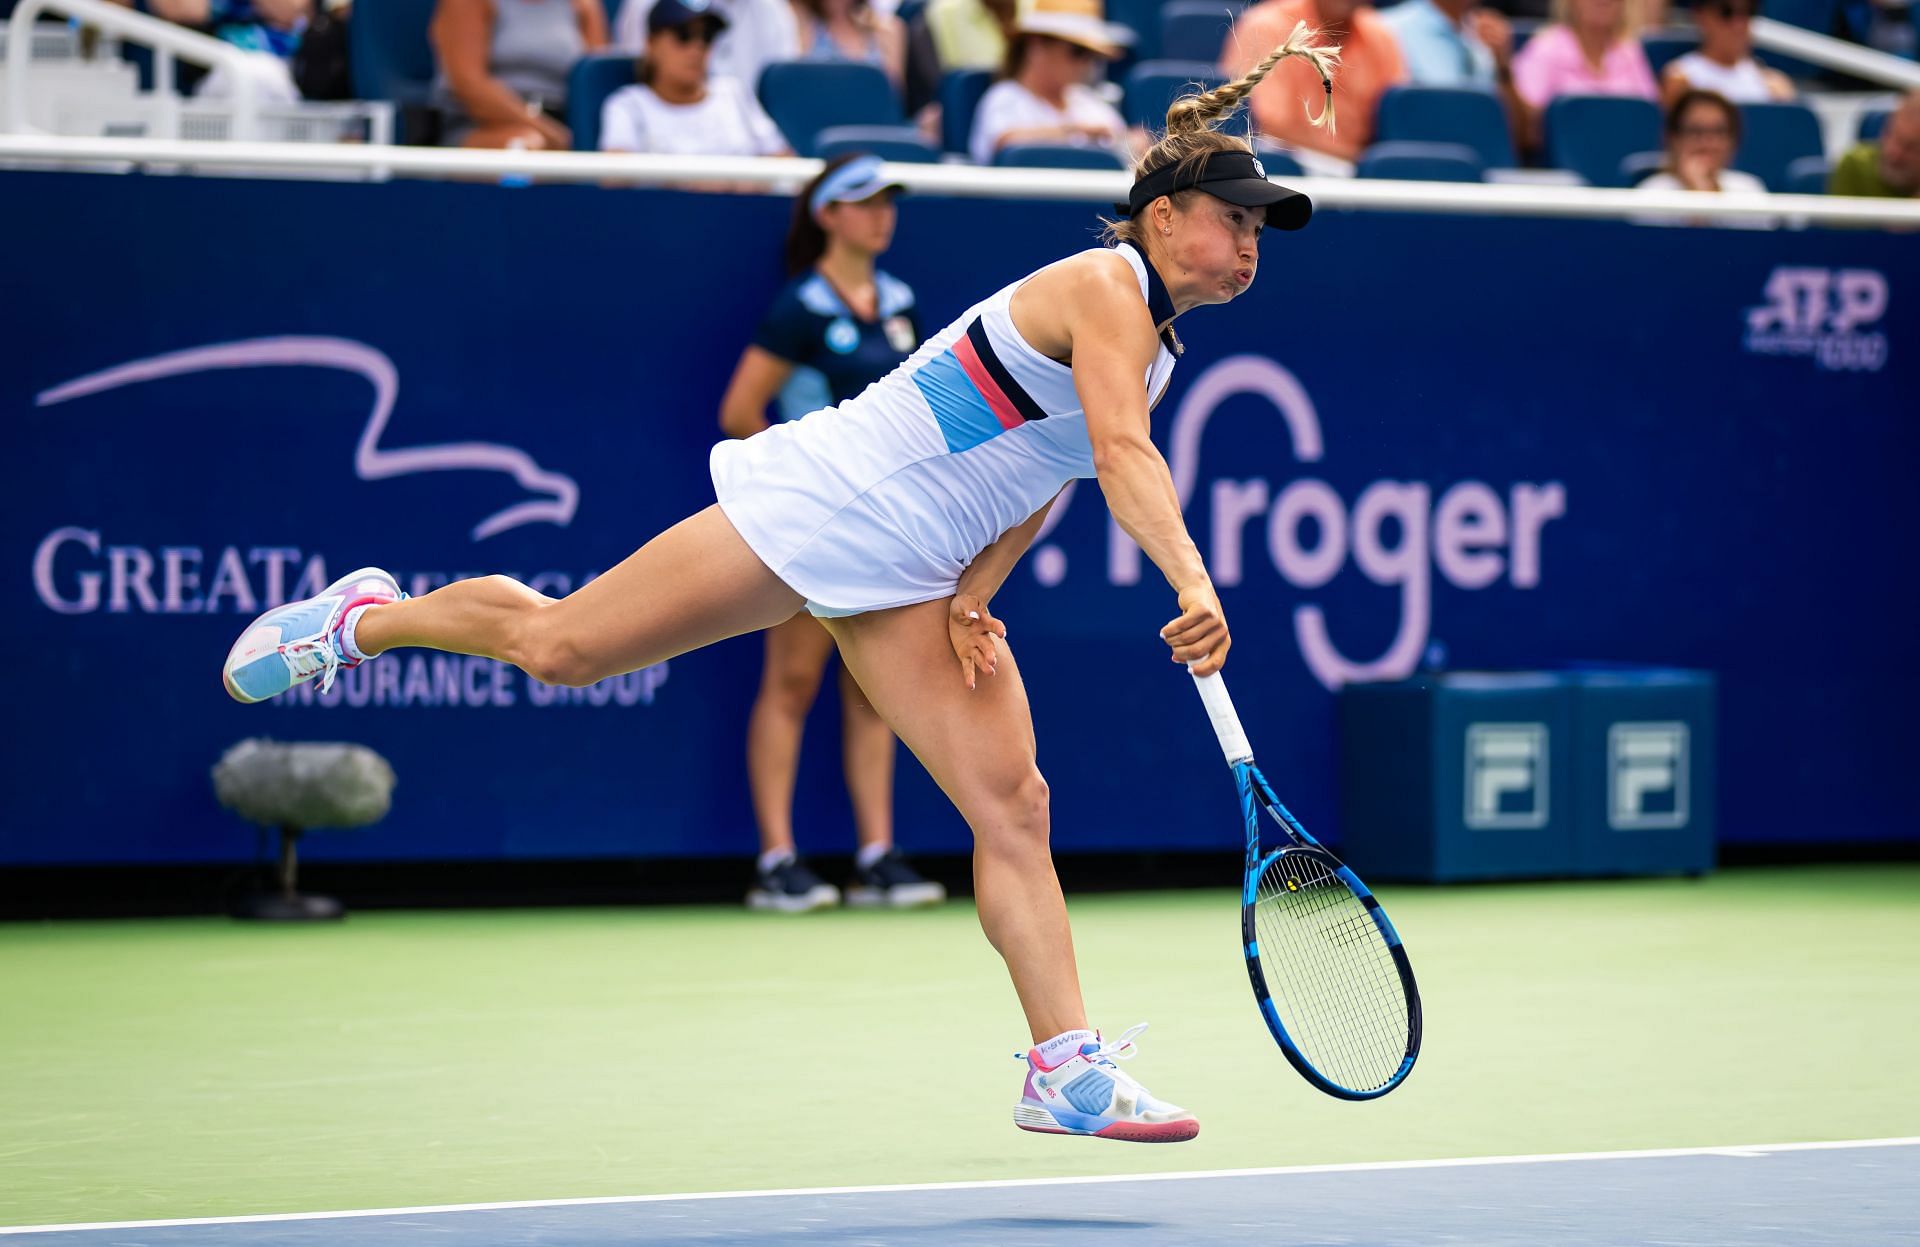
[1679,123,1733,138]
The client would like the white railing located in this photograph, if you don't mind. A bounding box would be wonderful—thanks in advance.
[1752,16,1920,90]
[5,0,265,139]
[4,133,1920,226]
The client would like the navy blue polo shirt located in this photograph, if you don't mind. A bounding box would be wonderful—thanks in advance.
[752,268,921,422]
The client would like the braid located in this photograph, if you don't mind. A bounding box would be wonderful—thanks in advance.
[1167,21,1343,137]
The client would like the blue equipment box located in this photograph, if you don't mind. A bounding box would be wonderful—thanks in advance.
[1337,670,1716,882]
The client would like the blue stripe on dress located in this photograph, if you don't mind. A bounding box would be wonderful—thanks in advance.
[912,349,1005,454]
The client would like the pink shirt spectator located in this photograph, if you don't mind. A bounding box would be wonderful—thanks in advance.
[1510,25,1656,109]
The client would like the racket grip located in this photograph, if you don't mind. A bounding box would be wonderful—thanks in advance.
[1189,669,1254,766]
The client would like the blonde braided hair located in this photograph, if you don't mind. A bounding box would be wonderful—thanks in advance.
[1102,21,1342,246]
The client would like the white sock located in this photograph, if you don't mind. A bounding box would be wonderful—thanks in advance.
[1034,1028,1096,1068]
[338,604,374,662]
[856,842,891,871]
[758,848,796,874]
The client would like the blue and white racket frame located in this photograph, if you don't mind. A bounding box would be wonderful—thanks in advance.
[1191,670,1424,1101]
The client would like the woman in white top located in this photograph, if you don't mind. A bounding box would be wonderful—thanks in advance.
[221,22,1342,1145]
[1661,0,1793,108]
[599,0,790,155]
[1639,88,1766,194]
[968,2,1140,165]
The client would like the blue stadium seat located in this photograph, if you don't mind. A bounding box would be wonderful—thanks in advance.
[350,0,441,110]
[1124,60,1249,136]
[1375,85,1516,170]
[1357,140,1485,182]
[1161,0,1244,63]
[1619,149,1668,185]
[992,144,1130,170]
[816,125,941,163]
[1640,29,1698,75]
[567,54,635,151]
[1107,0,1163,62]
[1858,108,1890,142]
[1544,95,1663,187]
[758,61,901,157]
[1784,154,1829,194]
[1735,100,1822,191]
[939,68,994,155]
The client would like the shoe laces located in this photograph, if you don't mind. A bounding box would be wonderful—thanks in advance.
[283,634,344,695]
[1015,1022,1150,1071]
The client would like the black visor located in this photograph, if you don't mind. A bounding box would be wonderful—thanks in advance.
[1116,149,1312,231]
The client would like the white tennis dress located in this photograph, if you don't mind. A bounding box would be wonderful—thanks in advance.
[711,241,1182,616]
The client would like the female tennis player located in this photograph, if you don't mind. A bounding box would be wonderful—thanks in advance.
[221,19,1339,1144]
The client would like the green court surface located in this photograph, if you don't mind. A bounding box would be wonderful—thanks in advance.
[2,865,1916,1229]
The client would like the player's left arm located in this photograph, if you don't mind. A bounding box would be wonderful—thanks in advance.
[947,494,1058,690]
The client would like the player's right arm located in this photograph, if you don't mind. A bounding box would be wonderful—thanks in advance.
[1050,256,1230,675]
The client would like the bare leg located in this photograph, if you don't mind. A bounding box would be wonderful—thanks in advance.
[746,614,835,858]
[824,600,1085,1043]
[837,663,897,852]
[353,506,804,687]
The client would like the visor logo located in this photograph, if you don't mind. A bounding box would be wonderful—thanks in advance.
[1251,158,1267,179]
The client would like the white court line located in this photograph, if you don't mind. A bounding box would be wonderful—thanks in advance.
[3,1136,1915,1236]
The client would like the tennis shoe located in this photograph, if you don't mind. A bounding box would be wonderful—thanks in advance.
[1013,1023,1198,1143]
[747,854,841,912]
[845,848,946,908]
[222,567,403,704]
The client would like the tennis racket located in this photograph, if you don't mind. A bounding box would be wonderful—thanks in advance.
[1190,670,1422,1100]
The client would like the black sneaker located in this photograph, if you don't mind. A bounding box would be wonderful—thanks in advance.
[846,849,947,909]
[747,855,841,913]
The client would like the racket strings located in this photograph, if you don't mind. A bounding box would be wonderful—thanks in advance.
[1253,854,1411,1092]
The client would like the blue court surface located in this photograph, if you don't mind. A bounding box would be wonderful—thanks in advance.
[6,1139,1915,1246]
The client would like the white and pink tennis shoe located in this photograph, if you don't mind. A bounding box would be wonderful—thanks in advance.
[222,567,403,704]
[1014,1023,1199,1143]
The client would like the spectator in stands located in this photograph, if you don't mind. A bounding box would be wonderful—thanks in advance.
[430,0,606,148]
[1227,0,1407,162]
[1660,0,1792,108]
[600,0,791,154]
[1638,88,1763,192]
[615,0,799,92]
[1509,0,1656,147]
[970,0,1135,166]
[907,0,1017,112]
[794,0,908,92]
[1829,91,1920,198]
[117,0,310,102]
[717,154,945,913]
[1381,0,1523,144]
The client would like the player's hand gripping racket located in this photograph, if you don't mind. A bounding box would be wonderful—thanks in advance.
[1190,670,1422,1099]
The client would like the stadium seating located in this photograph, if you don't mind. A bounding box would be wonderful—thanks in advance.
[1124,60,1250,136]
[993,143,1130,169]
[1619,150,1668,185]
[1161,0,1245,63]
[816,125,941,163]
[1859,108,1891,141]
[1357,140,1486,182]
[1734,100,1823,191]
[350,0,440,118]
[1375,85,1516,170]
[1784,154,1830,194]
[1106,0,1164,61]
[939,68,994,156]
[758,61,900,157]
[1544,95,1663,186]
[567,54,634,152]
[1640,29,1698,75]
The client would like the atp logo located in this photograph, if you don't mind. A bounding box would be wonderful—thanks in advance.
[1463,723,1549,830]
[1743,267,1889,373]
[1608,723,1689,831]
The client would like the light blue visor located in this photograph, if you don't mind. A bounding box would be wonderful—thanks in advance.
[809,156,905,216]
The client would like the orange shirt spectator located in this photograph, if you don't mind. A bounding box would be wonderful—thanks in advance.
[1224,0,1407,161]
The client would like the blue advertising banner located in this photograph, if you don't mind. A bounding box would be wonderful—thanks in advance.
[4,171,1914,865]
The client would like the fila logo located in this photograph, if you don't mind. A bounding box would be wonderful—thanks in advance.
[1464,724,1548,830]
[1609,723,1689,831]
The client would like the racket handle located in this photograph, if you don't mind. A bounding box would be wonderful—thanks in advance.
[1189,669,1254,766]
